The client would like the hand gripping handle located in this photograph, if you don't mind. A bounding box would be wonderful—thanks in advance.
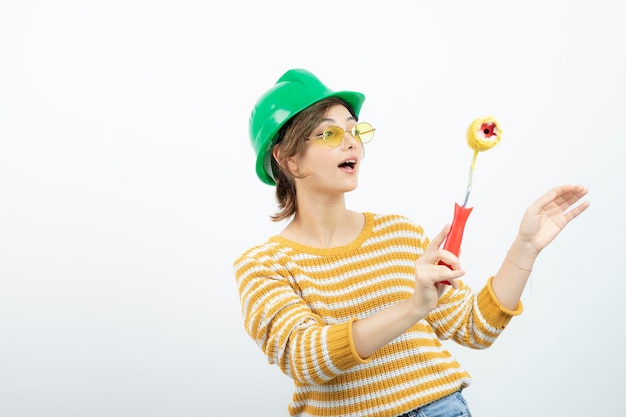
[438,202,473,284]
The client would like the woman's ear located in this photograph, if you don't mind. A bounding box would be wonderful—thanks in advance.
[274,145,298,173]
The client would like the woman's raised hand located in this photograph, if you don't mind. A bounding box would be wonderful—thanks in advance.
[517,184,590,255]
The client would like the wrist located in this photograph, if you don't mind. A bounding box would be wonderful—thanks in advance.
[403,297,430,323]
[508,238,539,271]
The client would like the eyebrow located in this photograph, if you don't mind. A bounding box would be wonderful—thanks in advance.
[320,116,357,123]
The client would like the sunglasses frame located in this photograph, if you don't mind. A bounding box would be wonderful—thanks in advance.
[307,122,375,147]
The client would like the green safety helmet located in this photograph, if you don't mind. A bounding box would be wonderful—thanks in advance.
[249,68,366,185]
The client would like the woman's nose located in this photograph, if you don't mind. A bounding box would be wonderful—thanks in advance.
[341,129,360,150]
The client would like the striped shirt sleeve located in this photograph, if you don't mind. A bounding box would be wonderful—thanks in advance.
[234,251,371,385]
[427,277,523,349]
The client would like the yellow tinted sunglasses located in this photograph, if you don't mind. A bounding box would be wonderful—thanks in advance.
[307,122,375,147]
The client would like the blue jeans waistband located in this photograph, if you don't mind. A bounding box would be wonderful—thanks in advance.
[397,390,471,417]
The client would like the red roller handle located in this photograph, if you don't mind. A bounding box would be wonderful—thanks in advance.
[438,202,473,284]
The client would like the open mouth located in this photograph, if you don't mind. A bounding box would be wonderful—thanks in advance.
[338,159,356,170]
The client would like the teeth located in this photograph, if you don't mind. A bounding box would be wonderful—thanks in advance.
[339,159,357,168]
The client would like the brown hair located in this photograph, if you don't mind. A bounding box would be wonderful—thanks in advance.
[270,97,357,222]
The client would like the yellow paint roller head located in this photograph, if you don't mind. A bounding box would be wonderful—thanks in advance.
[466,116,502,152]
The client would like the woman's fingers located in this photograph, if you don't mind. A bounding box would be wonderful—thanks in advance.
[415,224,464,295]
[437,276,460,292]
[427,224,451,251]
[416,253,465,283]
[532,184,588,214]
[557,185,590,222]
[565,198,590,222]
[418,224,463,273]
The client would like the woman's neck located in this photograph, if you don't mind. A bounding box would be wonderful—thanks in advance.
[281,193,363,249]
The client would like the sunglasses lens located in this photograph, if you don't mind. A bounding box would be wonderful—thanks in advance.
[354,122,375,143]
[323,126,344,147]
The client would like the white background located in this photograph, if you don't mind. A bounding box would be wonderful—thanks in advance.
[1,0,624,416]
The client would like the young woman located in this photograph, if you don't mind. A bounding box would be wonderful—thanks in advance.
[233,68,589,417]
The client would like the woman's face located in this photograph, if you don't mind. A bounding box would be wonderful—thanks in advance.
[288,104,364,194]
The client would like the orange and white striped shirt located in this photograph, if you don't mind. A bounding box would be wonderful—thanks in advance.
[234,213,522,417]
